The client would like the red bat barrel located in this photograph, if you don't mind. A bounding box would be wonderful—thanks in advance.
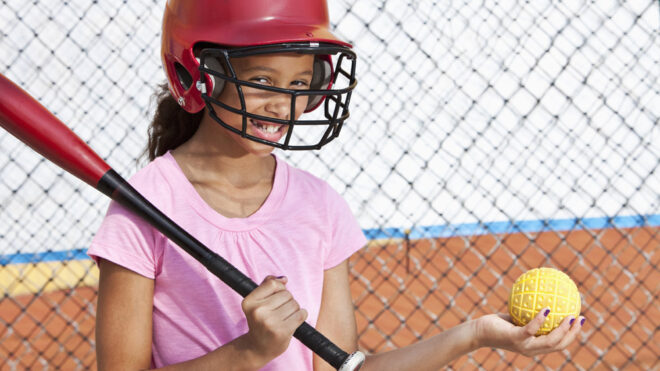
[0,73,110,188]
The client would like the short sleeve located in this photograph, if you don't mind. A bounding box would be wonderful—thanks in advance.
[323,187,367,269]
[87,200,160,279]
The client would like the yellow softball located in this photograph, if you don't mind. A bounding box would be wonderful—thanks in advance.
[508,267,581,335]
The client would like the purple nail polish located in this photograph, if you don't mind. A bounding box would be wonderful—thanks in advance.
[543,309,550,317]
[580,318,586,326]
[569,318,575,326]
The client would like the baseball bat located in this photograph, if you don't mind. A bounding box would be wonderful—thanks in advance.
[0,73,365,371]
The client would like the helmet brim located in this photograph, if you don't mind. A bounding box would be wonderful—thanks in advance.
[196,22,352,49]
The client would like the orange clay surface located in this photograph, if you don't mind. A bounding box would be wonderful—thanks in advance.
[1,226,658,370]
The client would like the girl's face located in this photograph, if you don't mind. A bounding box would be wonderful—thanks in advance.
[213,53,314,157]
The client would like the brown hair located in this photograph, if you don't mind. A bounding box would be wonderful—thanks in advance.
[145,83,204,161]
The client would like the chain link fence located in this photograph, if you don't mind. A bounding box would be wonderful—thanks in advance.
[1,0,659,369]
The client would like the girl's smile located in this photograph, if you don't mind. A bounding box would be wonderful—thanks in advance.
[249,118,286,142]
[209,52,314,156]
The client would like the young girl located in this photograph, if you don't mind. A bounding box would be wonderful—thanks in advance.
[89,1,585,370]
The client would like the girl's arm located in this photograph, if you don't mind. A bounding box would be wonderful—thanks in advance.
[360,305,584,371]
[313,260,359,371]
[309,257,478,371]
[96,259,154,369]
[96,259,306,371]
[311,259,585,371]
[309,258,487,371]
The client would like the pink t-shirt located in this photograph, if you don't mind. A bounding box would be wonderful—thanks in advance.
[88,152,366,370]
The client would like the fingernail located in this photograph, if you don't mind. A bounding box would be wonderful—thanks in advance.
[276,275,285,279]
[543,309,550,317]
[569,317,575,326]
[580,318,586,326]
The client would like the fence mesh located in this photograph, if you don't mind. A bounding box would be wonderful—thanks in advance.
[1,0,659,369]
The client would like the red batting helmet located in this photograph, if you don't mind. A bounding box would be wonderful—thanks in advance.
[161,0,357,150]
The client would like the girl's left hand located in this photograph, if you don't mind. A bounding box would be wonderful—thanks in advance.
[474,308,585,357]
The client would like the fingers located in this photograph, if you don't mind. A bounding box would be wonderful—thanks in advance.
[260,277,307,326]
[516,310,586,356]
[520,307,550,338]
[245,275,307,320]
[244,277,307,326]
[537,313,573,348]
[534,314,585,352]
[240,275,308,359]
[247,275,288,301]
[555,315,585,349]
[263,290,307,322]
[283,305,308,326]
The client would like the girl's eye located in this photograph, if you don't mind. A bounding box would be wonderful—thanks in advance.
[250,77,270,85]
[292,80,310,88]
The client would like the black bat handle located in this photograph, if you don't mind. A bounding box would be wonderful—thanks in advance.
[97,170,365,370]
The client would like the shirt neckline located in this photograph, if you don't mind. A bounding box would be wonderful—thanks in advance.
[162,151,287,232]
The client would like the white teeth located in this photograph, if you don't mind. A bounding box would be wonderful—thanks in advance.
[264,125,279,133]
[251,119,280,133]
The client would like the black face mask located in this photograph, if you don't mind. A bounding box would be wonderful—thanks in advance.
[198,43,357,150]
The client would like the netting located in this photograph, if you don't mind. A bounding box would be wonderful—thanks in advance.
[1,0,659,369]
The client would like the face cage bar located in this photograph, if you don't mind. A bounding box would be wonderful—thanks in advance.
[198,43,357,150]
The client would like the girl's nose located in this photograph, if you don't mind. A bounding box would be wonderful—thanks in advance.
[264,92,291,120]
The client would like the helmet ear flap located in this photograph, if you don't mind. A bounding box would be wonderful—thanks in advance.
[174,63,194,90]
[202,57,227,98]
[306,55,333,112]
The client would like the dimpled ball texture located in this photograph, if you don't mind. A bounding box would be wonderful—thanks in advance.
[508,267,581,335]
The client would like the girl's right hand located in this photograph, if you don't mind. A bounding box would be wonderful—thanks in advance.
[241,275,308,361]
